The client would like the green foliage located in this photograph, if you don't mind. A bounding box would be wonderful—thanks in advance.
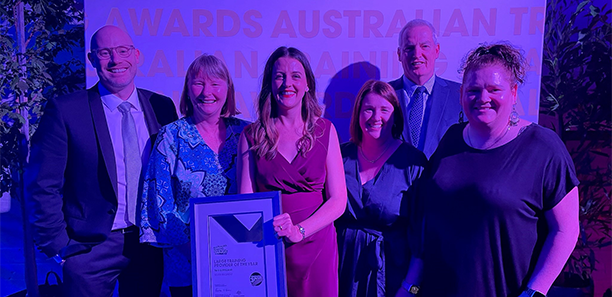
[0,0,84,196]
[541,0,611,282]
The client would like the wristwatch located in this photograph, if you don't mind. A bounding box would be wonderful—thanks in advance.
[401,280,419,295]
[524,288,546,297]
[52,254,65,265]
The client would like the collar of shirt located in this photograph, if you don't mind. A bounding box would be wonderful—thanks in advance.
[99,83,142,112]
[402,74,436,99]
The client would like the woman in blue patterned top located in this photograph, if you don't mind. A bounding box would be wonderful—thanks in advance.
[139,54,249,296]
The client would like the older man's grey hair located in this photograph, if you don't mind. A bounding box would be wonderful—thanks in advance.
[398,19,439,47]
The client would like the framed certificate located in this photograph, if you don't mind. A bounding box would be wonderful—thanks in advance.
[190,191,287,297]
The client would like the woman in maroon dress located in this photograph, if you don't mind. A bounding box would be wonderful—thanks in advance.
[238,46,347,297]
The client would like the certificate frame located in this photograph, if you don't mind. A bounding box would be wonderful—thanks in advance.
[190,191,287,297]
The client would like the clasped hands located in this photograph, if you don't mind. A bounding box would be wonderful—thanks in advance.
[273,213,303,243]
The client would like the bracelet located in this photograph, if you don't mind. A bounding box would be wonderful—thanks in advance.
[52,254,65,265]
[401,280,419,295]
[296,224,306,241]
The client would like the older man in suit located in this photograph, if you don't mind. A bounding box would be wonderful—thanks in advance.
[25,25,178,296]
[390,19,461,158]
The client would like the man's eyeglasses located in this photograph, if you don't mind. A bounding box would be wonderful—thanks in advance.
[91,45,135,59]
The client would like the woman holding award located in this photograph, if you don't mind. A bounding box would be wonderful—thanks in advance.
[140,54,249,296]
[237,46,347,297]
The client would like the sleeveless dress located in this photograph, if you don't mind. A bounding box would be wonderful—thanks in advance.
[245,118,338,297]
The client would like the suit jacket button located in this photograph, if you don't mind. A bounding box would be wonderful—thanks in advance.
[108,209,116,214]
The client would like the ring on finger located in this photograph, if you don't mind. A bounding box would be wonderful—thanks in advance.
[279,226,283,230]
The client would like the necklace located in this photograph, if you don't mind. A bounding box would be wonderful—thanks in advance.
[466,125,510,150]
[359,141,393,163]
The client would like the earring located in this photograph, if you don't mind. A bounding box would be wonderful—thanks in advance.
[458,110,464,123]
[509,104,519,126]
[305,87,310,92]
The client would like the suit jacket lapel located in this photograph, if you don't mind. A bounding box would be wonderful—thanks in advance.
[137,88,161,137]
[88,84,118,197]
[424,77,449,156]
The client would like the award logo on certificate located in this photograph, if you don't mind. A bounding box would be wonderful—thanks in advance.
[191,192,287,297]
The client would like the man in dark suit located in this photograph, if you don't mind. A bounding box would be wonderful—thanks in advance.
[25,25,178,296]
[390,19,462,158]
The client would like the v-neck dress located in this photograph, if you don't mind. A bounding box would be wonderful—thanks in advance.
[336,142,426,297]
[245,118,338,297]
[139,116,249,287]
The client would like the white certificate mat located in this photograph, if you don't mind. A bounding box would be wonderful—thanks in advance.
[191,192,286,297]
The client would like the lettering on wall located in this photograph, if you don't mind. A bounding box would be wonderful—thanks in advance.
[86,3,545,121]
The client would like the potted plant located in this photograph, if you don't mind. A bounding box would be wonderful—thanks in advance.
[1,0,84,202]
[540,0,611,296]
[0,0,84,294]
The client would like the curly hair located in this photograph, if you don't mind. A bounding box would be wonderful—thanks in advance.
[249,46,322,160]
[179,54,238,117]
[349,80,404,145]
[459,42,528,86]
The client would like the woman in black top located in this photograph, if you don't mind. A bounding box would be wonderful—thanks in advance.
[396,42,579,297]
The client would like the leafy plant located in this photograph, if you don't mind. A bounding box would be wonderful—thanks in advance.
[541,0,611,284]
[0,0,84,197]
